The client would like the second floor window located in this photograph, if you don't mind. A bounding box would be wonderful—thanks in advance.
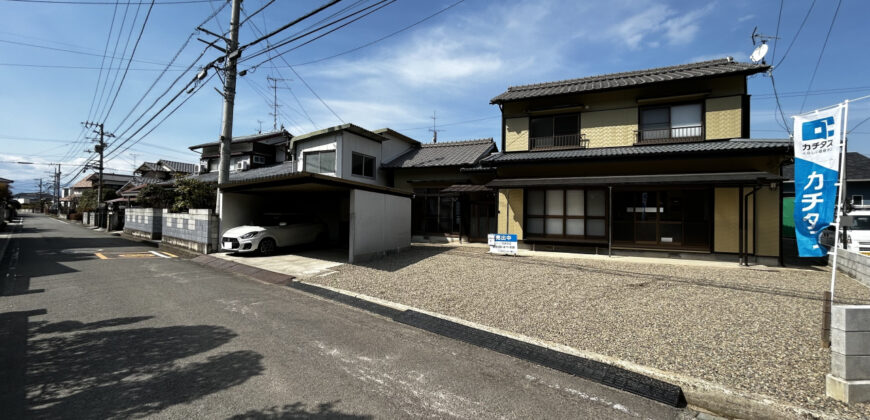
[351,152,376,178]
[639,103,703,143]
[529,114,582,150]
[252,155,266,164]
[304,150,335,174]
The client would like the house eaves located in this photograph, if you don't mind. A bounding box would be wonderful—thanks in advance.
[490,58,770,104]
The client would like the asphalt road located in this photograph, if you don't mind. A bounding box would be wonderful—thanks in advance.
[1,214,692,419]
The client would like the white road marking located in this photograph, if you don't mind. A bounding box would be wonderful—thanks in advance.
[149,251,171,258]
[47,217,68,224]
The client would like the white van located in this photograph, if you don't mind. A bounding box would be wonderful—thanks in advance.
[846,210,870,255]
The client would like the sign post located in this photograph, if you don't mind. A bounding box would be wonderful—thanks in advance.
[488,233,518,256]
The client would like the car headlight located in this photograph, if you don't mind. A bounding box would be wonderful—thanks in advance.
[239,231,259,239]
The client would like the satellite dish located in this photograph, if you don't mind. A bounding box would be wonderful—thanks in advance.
[750,42,769,64]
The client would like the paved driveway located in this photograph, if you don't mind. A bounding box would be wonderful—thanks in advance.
[213,247,346,278]
[308,244,870,419]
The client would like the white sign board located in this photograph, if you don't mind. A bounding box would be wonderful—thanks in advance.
[488,233,518,255]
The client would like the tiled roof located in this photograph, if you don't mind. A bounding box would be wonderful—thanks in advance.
[73,172,134,188]
[188,129,291,150]
[782,152,870,181]
[372,128,421,146]
[490,58,770,103]
[0,177,13,183]
[481,139,791,164]
[184,162,295,185]
[158,159,196,174]
[383,138,496,169]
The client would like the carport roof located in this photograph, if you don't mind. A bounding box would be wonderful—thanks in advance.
[214,162,410,197]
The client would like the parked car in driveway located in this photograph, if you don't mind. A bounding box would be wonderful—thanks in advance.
[221,214,325,255]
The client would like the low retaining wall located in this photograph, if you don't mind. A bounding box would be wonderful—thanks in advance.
[123,208,163,240]
[161,209,219,254]
[830,249,870,287]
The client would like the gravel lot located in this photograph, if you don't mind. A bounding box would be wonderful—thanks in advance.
[309,245,870,418]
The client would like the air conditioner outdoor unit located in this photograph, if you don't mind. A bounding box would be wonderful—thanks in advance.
[235,161,250,171]
[195,164,207,174]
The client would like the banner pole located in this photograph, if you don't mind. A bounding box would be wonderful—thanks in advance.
[829,100,850,301]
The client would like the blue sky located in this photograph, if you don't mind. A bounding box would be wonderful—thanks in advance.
[1,0,869,193]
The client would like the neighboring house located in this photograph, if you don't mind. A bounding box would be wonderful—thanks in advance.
[483,57,792,265]
[188,124,420,262]
[13,192,52,205]
[116,159,196,205]
[189,129,292,173]
[783,151,870,216]
[68,172,134,209]
[383,138,497,242]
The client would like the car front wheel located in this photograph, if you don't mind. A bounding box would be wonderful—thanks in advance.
[258,238,277,255]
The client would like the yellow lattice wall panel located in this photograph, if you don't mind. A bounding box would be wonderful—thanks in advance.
[497,189,524,240]
[581,108,638,148]
[705,96,742,140]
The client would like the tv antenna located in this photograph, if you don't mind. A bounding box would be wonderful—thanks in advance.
[429,110,444,143]
[749,26,779,65]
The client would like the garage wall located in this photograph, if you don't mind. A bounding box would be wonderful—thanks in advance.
[349,189,411,263]
[219,191,269,236]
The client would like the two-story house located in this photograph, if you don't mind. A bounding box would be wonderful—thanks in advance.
[188,129,292,173]
[483,58,792,265]
[192,124,422,263]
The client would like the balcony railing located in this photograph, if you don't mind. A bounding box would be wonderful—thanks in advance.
[529,133,589,150]
[635,125,704,145]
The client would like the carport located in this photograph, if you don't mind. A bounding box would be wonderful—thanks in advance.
[218,169,412,263]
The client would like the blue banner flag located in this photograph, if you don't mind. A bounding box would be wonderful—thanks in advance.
[793,106,845,257]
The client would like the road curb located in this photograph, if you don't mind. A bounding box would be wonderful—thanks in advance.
[288,280,687,408]
[0,218,22,267]
[190,255,295,286]
[291,281,836,420]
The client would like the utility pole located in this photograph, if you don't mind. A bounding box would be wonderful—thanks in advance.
[34,178,43,212]
[53,164,61,216]
[83,121,112,228]
[218,0,242,190]
[266,76,288,131]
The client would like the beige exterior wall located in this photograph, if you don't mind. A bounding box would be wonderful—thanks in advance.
[581,108,638,148]
[497,189,524,240]
[705,96,743,140]
[714,188,740,253]
[755,186,780,257]
[505,118,529,152]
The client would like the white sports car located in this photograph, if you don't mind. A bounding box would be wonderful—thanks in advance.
[221,216,325,255]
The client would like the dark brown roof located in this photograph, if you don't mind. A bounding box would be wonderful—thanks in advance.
[383,138,496,169]
[490,58,770,103]
[189,129,291,150]
[783,152,870,181]
[481,139,791,164]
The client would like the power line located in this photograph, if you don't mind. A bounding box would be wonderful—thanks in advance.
[242,0,396,68]
[0,62,187,71]
[293,0,466,67]
[0,38,185,67]
[769,73,791,135]
[798,0,842,113]
[2,0,218,4]
[100,0,156,124]
[93,1,138,124]
[774,0,817,68]
[770,0,784,64]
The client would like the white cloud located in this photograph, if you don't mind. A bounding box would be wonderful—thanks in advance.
[604,1,716,49]
[738,14,755,23]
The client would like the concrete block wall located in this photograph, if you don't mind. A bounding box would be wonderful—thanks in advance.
[123,208,163,240]
[161,209,219,254]
[828,305,870,403]
[830,250,870,287]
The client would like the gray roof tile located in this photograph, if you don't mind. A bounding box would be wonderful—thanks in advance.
[491,58,770,103]
[188,129,291,150]
[481,139,791,164]
[158,159,196,174]
[383,138,496,169]
[183,162,296,185]
[782,152,870,180]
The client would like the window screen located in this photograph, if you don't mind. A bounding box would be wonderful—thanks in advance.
[304,150,335,174]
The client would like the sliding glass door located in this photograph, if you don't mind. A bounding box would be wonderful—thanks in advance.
[612,188,711,250]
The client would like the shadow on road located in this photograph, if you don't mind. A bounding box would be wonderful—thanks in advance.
[1,313,265,419]
[227,401,372,419]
